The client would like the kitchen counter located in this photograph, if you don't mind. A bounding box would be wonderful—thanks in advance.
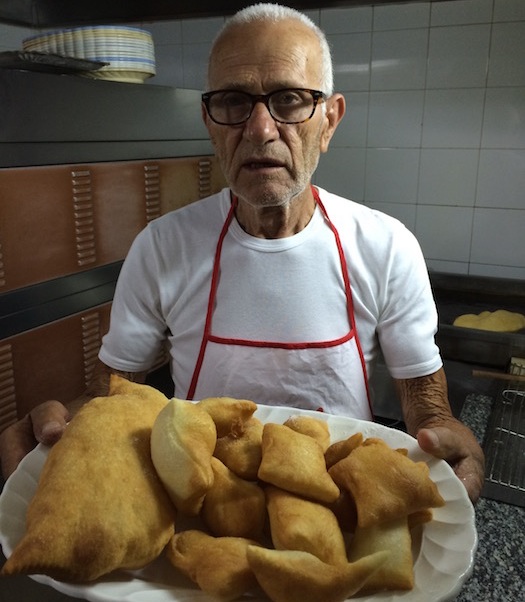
[454,393,524,602]
[0,393,523,602]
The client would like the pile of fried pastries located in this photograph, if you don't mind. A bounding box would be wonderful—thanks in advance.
[2,377,446,601]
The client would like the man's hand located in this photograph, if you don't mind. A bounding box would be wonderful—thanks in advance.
[417,425,485,503]
[395,367,485,504]
[0,401,69,480]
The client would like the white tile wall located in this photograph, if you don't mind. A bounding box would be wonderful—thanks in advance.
[1,0,524,279]
[0,22,32,50]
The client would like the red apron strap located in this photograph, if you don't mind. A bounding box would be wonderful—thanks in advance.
[186,197,237,400]
[312,187,373,416]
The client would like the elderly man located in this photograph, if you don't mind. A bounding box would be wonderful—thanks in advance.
[0,4,484,501]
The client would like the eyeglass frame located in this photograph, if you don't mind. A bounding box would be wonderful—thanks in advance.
[201,88,327,126]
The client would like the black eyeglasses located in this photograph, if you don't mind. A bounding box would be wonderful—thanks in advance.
[202,88,327,125]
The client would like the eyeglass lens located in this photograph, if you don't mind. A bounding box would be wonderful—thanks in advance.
[206,89,320,125]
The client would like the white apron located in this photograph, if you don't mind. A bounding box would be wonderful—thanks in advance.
[186,187,373,420]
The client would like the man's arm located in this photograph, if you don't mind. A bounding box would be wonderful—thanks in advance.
[0,359,147,479]
[394,367,485,504]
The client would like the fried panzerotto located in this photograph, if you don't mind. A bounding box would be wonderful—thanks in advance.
[167,530,261,601]
[265,486,347,565]
[247,546,389,602]
[258,423,339,504]
[283,415,331,452]
[197,397,257,437]
[214,416,264,481]
[329,438,445,528]
[202,457,266,539]
[2,376,175,582]
[151,397,217,516]
[348,516,414,594]
[324,432,364,469]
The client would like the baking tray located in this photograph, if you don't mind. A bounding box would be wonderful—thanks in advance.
[482,362,525,507]
[0,51,107,74]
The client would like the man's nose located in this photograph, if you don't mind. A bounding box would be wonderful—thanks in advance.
[243,101,279,142]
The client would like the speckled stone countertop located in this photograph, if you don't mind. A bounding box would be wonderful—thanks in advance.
[454,394,525,602]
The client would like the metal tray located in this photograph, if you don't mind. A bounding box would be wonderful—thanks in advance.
[482,362,525,507]
[0,51,107,74]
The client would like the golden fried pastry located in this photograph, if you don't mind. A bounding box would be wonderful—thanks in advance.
[166,530,260,601]
[327,489,358,534]
[283,415,331,452]
[408,508,433,529]
[324,432,364,469]
[348,516,414,594]
[214,416,263,480]
[202,457,266,539]
[329,439,445,528]
[247,546,389,602]
[258,423,339,504]
[2,376,174,582]
[197,397,257,437]
[454,309,525,332]
[151,397,217,516]
[265,486,347,565]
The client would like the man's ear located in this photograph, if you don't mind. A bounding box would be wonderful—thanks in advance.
[201,102,210,127]
[320,93,346,153]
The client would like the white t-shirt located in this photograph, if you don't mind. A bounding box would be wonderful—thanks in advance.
[99,187,442,406]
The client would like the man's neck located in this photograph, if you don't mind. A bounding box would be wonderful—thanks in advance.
[234,189,316,239]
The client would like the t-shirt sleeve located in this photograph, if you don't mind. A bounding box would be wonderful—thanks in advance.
[375,221,443,380]
[98,226,168,372]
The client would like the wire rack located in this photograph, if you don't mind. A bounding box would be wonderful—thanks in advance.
[482,359,525,506]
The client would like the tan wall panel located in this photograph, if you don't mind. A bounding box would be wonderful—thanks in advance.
[0,304,111,425]
[0,165,79,291]
[0,156,224,294]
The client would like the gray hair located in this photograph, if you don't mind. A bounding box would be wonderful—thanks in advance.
[208,3,334,95]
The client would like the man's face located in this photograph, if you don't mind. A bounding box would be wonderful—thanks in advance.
[203,19,340,209]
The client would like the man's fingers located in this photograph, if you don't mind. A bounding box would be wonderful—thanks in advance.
[417,426,465,463]
[30,400,70,445]
[417,426,485,503]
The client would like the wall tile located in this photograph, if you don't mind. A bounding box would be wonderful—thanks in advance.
[471,208,525,266]
[427,25,490,89]
[182,42,211,90]
[415,205,474,261]
[371,28,428,90]
[373,2,430,30]
[365,201,417,232]
[493,0,525,21]
[488,22,525,87]
[422,88,485,148]
[301,10,320,26]
[418,149,478,206]
[431,0,493,26]
[368,91,424,147]
[477,150,525,209]
[365,148,420,203]
[150,45,183,87]
[147,20,182,44]
[331,92,368,148]
[320,6,372,33]
[315,148,366,201]
[0,23,33,49]
[469,264,525,280]
[328,32,371,92]
[482,88,525,149]
[181,17,224,43]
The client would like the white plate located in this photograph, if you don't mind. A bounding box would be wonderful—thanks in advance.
[0,405,477,602]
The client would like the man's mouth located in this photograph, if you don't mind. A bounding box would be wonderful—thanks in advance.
[243,159,285,171]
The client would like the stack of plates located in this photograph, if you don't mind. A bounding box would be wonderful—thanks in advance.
[22,25,155,83]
